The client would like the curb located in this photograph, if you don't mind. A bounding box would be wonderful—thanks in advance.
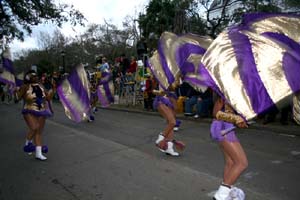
[101,106,300,137]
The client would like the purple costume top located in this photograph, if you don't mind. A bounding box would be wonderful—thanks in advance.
[20,83,53,117]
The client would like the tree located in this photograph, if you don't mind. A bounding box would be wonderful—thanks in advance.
[12,29,70,74]
[138,0,201,51]
[283,0,300,10]
[198,0,232,38]
[198,0,300,38]
[0,0,85,43]
[231,0,300,25]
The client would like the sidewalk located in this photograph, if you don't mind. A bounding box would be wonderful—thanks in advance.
[102,104,300,137]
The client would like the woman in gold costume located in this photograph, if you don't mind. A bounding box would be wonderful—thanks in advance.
[15,70,54,161]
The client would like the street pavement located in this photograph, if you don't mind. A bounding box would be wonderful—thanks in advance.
[0,102,300,200]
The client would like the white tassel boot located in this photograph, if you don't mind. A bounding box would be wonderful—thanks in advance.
[165,141,179,156]
[35,146,47,161]
[155,133,164,144]
[155,133,166,152]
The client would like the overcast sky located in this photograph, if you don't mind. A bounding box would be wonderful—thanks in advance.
[11,0,149,54]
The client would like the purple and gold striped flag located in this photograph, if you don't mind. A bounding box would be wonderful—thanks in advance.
[97,81,114,108]
[148,32,212,92]
[176,34,212,92]
[97,72,114,107]
[201,13,300,120]
[148,32,178,91]
[57,64,91,123]
[0,49,15,87]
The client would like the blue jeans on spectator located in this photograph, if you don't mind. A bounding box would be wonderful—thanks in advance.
[184,96,198,115]
[196,97,213,117]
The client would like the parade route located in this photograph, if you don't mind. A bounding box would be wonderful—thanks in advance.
[0,102,300,200]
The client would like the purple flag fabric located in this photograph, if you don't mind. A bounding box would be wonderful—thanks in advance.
[57,64,91,123]
[201,13,300,120]
[148,32,212,92]
[97,81,114,108]
[97,72,114,107]
[0,49,16,87]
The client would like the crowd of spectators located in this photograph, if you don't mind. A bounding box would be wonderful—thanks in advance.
[2,53,294,126]
[85,54,296,125]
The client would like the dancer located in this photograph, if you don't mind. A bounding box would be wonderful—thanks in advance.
[15,70,54,161]
[153,84,185,156]
[211,94,248,200]
[87,81,97,122]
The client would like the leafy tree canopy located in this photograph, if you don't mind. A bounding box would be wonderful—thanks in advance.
[0,0,86,42]
[138,0,204,51]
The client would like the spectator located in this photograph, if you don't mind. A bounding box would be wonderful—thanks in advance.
[127,56,138,74]
[262,104,292,125]
[120,54,130,75]
[43,76,53,91]
[100,57,110,72]
[183,82,202,116]
[194,88,213,119]
[143,74,156,111]
[176,81,190,97]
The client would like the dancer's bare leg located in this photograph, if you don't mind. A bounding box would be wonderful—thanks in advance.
[23,114,38,141]
[34,116,46,146]
[219,141,248,185]
[157,104,176,140]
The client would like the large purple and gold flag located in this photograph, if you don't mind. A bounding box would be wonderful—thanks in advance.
[148,32,212,91]
[201,13,300,120]
[97,72,114,107]
[0,48,15,87]
[57,64,91,122]
[176,34,212,92]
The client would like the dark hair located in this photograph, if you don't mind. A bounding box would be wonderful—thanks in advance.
[24,70,38,84]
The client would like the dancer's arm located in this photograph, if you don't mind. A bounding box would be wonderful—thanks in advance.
[14,84,28,102]
[152,89,165,96]
[213,97,247,128]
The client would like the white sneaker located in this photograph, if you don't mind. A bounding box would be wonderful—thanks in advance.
[213,185,231,200]
[173,126,179,131]
[165,142,179,156]
[228,187,245,200]
[194,114,199,119]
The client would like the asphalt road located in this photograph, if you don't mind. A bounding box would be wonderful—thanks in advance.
[0,102,300,200]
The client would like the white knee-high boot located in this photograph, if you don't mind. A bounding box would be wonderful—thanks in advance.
[35,146,47,161]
